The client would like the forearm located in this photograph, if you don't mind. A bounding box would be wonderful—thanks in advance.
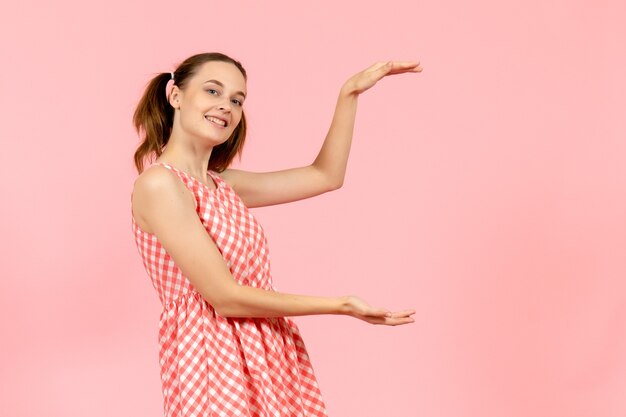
[312,85,359,188]
[218,284,349,318]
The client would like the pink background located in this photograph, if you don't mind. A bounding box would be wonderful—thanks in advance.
[1,1,625,416]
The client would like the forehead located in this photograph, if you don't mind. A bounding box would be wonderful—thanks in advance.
[193,61,246,91]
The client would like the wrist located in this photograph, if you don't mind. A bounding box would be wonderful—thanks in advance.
[337,295,352,315]
[339,83,359,98]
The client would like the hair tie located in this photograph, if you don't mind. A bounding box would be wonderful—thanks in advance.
[170,71,174,80]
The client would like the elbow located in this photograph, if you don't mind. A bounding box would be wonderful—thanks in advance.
[212,284,243,318]
[328,178,343,191]
[331,182,343,191]
[214,306,231,318]
[215,301,238,318]
[312,164,343,191]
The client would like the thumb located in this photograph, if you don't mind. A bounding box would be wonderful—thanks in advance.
[368,307,391,317]
[375,61,393,76]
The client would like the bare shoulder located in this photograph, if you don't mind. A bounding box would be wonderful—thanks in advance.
[131,165,196,234]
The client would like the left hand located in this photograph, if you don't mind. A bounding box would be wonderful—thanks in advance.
[342,61,422,96]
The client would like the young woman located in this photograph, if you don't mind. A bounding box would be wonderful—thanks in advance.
[130,52,421,417]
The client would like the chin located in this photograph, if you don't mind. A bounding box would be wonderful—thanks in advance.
[206,133,232,146]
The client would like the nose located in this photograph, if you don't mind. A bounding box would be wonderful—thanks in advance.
[217,97,232,112]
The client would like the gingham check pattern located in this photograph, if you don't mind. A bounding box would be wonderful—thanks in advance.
[131,162,328,417]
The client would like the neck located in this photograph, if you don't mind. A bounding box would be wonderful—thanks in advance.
[158,136,214,179]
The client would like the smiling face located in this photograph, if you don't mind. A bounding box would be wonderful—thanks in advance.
[169,60,247,145]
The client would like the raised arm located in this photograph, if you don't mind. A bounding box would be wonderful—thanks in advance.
[219,60,422,209]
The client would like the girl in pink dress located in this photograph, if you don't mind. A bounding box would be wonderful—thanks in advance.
[130,52,420,417]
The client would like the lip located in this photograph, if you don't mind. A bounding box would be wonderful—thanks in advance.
[205,114,229,127]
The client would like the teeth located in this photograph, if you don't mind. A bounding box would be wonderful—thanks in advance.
[205,116,226,126]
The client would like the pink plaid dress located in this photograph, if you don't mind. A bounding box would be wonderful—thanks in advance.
[131,162,328,417]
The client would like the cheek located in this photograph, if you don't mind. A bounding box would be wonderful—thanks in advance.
[181,112,199,127]
[230,112,244,128]
[179,112,205,132]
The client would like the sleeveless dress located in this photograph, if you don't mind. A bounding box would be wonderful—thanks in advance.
[131,162,328,417]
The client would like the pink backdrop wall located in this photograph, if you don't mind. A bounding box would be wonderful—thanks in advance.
[1,1,625,416]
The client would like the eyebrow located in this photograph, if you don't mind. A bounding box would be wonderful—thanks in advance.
[203,79,246,99]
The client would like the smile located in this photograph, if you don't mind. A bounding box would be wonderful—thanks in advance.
[205,116,227,128]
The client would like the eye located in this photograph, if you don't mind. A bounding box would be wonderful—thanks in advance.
[231,98,243,106]
[206,89,218,95]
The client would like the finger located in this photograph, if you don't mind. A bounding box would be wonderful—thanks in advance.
[369,61,419,72]
[365,308,391,317]
[387,66,423,75]
[366,62,393,78]
[386,61,420,70]
[387,316,416,326]
[366,61,391,73]
[369,61,418,78]
[358,315,386,325]
[388,314,414,321]
[387,309,416,318]
[371,62,397,80]
[391,61,420,68]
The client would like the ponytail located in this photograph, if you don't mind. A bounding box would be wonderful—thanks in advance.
[132,72,173,174]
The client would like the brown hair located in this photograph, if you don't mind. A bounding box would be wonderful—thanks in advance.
[132,52,248,174]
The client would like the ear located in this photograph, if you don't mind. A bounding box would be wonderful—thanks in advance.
[168,85,181,110]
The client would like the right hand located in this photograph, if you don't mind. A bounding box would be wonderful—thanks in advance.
[342,295,416,326]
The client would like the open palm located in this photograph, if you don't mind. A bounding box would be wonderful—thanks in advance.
[345,295,416,326]
[343,61,422,95]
